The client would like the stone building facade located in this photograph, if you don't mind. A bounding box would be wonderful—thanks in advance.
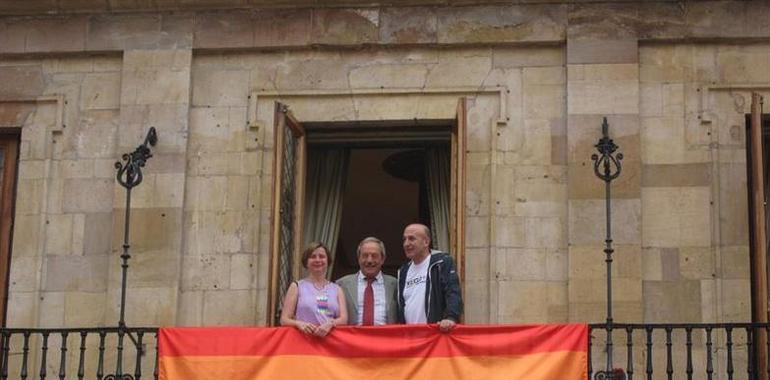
[0,1,765,340]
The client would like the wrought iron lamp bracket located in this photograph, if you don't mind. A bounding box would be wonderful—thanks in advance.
[115,127,158,190]
[591,118,623,183]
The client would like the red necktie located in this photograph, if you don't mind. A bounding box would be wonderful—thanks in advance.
[362,277,375,326]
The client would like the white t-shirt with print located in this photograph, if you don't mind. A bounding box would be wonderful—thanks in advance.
[403,257,430,324]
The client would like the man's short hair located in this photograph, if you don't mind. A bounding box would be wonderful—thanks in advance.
[357,237,386,259]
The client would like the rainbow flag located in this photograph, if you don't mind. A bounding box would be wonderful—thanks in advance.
[159,324,587,380]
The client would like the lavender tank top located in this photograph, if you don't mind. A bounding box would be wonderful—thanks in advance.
[294,279,340,325]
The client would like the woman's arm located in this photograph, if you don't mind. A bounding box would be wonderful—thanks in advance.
[280,282,316,335]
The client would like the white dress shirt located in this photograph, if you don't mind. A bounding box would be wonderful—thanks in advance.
[356,271,387,325]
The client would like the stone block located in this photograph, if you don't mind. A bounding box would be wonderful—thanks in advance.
[65,109,119,159]
[348,64,429,89]
[0,66,45,100]
[84,212,112,256]
[62,178,114,213]
[274,56,350,91]
[24,16,87,53]
[80,72,121,110]
[119,104,189,153]
[45,213,73,256]
[501,248,546,281]
[566,3,638,40]
[642,187,711,248]
[380,7,437,44]
[153,173,185,208]
[546,248,567,282]
[568,79,639,115]
[64,292,105,327]
[569,199,641,245]
[525,216,565,249]
[184,211,245,255]
[12,214,40,257]
[112,208,182,252]
[311,9,378,45]
[87,14,162,50]
[43,255,108,292]
[642,163,711,187]
[720,278,751,321]
[159,13,194,49]
[641,116,710,165]
[253,9,312,47]
[569,245,605,280]
[16,179,44,215]
[512,165,567,217]
[122,287,177,326]
[38,291,65,327]
[685,1,747,39]
[18,159,46,180]
[498,280,549,323]
[181,254,231,291]
[425,56,492,88]
[643,280,702,322]
[494,215,525,248]
[177,290,203,326]
[192,68,249,107]
[466,215,489,248]
[679,247,715,280]
[126,250,180,288]
[493,47,564,68]
[193,11,253,49]
[465,155,489,217]
[720,245,750,280]
[58,159,94,179]
[0,20,26,54]
[123,49,191,71]
[463,279,489,324]
[125,68,191,106]
[8,256,39,292]
[436,5,565,44]
[203,289,255,325]
[0,102,35,127]
[567,39,638,65]
[230,253,254,290]
[5,292,36,328]
[718,46,770,83]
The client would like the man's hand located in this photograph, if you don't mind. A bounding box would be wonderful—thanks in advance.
[438,319,457,332]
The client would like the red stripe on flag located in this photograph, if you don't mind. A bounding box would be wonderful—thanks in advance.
[159,324,587,358]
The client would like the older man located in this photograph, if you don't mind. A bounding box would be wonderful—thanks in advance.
[397,223,463,331]
[336,237,398,325]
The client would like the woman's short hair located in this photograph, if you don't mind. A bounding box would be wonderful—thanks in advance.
[301,242,329,269]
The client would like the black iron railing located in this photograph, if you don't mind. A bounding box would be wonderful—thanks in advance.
[0,327,158,379]
[590,323,770,380]
[0,323,764,379]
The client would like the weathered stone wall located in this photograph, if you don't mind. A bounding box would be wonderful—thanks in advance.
[0,2,767,337]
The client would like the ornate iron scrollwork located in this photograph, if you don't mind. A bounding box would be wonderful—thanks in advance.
[115,127,158,190]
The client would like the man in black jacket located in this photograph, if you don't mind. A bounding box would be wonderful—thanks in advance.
[397,223,463,331]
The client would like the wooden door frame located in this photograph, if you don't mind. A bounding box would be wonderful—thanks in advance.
[0,131,19,327]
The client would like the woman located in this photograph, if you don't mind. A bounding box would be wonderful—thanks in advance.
[280,242,347,337]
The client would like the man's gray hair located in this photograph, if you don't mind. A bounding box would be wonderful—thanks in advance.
[357,237,386,259]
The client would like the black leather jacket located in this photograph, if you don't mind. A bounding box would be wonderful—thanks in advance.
[397,252,463,323]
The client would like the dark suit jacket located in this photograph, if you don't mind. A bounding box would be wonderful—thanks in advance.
[336,272,398,325]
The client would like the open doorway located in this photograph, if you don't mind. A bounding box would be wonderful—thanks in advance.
[268,99,467,325]
[326,147,438,278]
[303,122,452,279]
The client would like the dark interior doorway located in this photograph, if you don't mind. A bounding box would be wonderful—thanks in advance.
[330,148,431,279]
[303,122,451,279]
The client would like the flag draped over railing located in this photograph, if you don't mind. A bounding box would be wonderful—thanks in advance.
[158,324,587,380]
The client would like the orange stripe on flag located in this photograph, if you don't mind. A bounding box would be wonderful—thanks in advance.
[160,352,587,380]
[158,324,588,380]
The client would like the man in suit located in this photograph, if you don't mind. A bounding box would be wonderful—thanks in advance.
[336,237,398,325]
